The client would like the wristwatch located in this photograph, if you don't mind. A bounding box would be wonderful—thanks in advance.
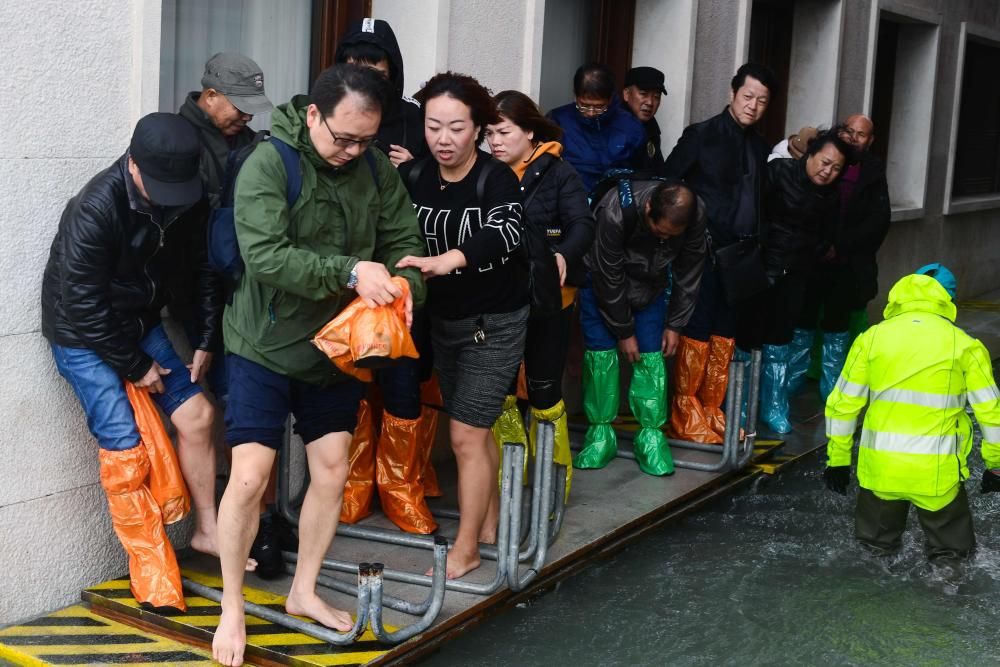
[346,266,359,289]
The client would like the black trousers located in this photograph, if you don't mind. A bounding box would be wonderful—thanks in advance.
[521,304,575,410]
[735,272,807,350]
[854,486,976,564]
[798,264,859,333]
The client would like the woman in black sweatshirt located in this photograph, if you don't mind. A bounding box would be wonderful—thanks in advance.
[397,72,529,580]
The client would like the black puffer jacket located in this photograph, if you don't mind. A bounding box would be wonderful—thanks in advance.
[662,108,768,247]
[519,151,595,287]
[41,155,221,382]
[762,157,839,274]
[586,180,708,338]
[335,19,426,160]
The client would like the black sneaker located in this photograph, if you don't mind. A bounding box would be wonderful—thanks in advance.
[250,514,284,580]
[272,513,300,552]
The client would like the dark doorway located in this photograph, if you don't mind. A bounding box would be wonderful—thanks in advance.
[869,17,899,167]
[589,0,636,90]
[310,0,373,85]
[952,38,1000,197]
[747,0,793,146]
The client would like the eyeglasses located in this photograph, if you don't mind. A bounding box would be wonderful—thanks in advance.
[321,114,376,149]
[575,102,609,115]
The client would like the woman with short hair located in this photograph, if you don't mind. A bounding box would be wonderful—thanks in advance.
[396,72,528,579]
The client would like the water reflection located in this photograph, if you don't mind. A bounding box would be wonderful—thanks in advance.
[429,449,1000,666]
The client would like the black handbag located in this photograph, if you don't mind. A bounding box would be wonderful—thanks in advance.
[713,236,770,305]
[517,164,563,318]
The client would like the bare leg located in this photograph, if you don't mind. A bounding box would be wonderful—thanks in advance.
[437,420,496,579]
[478,430,500,544]
[283,432,353,631]
[171,394,221,556]
[213,443,275,667]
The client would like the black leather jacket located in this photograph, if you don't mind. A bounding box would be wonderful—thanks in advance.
[41,154,221,381]
[762,158,839,274]
[586,180,707,338]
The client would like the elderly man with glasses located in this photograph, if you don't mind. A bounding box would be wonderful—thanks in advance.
[547,62,646,192]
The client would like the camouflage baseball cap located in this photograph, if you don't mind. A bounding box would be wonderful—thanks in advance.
[201,52,274,115]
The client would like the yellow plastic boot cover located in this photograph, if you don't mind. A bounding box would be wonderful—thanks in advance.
[98,447,186,611]
[530,400,573,502]
[491,394,529,486]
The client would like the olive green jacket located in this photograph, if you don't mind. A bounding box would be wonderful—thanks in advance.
[223,95,425,384]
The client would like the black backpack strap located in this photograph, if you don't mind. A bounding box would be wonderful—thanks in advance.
[618,178,640,240]
[406,156,430,192]
[476,158,498,207]
[363,150,381,192]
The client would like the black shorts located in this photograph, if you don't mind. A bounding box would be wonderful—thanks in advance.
[224,354,365,449]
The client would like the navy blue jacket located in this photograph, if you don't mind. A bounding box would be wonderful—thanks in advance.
[547,102,646,192]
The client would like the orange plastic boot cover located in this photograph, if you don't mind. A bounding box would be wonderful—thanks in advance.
[418,376,443,498]
[99,447,186,611]
[341,400,376,523]
[699,336,736,438]
[125,383,190,524]
[668,336,723,444]
[376,411,438,534]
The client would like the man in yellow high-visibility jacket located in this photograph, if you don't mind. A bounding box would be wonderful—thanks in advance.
[824,265,1000,564]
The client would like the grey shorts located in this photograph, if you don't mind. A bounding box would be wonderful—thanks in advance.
[431,306,529,428]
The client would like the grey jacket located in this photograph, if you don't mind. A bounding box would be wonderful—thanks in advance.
[585,180,707,339]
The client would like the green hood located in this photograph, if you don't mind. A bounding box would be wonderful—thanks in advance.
[271,94,345,173]
[883,274,957,322]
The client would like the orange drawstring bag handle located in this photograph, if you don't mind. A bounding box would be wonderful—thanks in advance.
[125,382,191,524]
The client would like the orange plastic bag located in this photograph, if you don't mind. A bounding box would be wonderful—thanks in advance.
[99,447,187,611]
[125,383,191,524]
[313,277,419,382]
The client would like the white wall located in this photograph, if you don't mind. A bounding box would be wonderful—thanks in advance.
[0,0,168,626]
[785,0,844,134]
[632,0,698,158]
[538,0,594,112]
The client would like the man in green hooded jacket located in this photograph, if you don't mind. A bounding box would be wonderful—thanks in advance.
[212,63,425,667]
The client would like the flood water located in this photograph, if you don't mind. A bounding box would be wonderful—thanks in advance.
[428,448,1000,666]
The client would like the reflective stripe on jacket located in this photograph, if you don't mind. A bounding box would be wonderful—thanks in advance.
[825,274,1000,503]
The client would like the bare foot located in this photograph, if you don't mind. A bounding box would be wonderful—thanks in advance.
[427,545,481,579]
[285,591,353,632]
[190,532,258,572]
[477,526,497,545]
[213,604,246,667]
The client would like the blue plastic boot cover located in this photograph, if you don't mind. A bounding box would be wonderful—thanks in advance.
[733,347,751,427]
[786,328,815,396]
[820,332,851,401]
[761,344,792,434]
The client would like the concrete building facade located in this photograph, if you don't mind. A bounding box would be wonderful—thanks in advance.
[2,0,998,624]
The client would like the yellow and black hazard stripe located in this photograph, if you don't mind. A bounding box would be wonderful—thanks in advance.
[81,570,391,666]
[0,604,214,666]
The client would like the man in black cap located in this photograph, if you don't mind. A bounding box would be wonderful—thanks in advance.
[623,66,667,172]
[41,113,232,588]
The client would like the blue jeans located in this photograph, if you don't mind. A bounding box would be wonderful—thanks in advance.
[51,325,203,451]
[579,286,668,353]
